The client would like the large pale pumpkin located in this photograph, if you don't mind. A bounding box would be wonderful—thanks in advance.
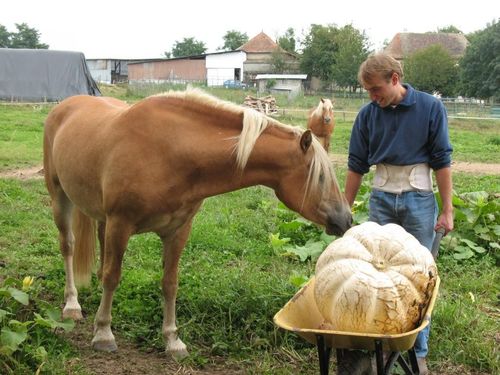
[314,221,437,334]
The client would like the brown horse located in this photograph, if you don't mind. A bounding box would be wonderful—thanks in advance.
[307,98,335,152]
[43,89,351,358]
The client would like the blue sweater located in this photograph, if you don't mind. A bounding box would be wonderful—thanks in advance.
[348,84,453,175]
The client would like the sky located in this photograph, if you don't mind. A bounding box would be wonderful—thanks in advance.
[2,1,498,59]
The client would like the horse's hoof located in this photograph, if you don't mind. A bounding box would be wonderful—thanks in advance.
[62,308,83,321]
[92,339,118,352]
[166,347,189,360]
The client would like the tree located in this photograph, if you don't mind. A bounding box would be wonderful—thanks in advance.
[270,49,287,73]
[460,20,500,100]
[220,30,248,51]
[300,24,340,82]
[0,25,10,47]
[329,25,370,91]
[0,23,48,49]
[437,25,463,34]
[404,45,459,96]
[170,37,206,58]
[277,28,296,53]
[300,24,371,89]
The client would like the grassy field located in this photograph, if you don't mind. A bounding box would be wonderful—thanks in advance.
[0,90,499,374]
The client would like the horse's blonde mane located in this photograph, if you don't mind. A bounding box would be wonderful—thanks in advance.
[155,88,243,115]
[155,89,336,198]
[312,98,333,118]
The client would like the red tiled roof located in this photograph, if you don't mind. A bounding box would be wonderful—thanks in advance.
[238,32,280,53]
[384,32,468,59]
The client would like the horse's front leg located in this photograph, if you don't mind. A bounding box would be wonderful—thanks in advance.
[96,221,106,281]
[160,212,198,359]
[50,188,83,320]
[91,217,132,352]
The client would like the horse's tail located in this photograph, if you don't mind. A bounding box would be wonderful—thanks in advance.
[72,208,96,287]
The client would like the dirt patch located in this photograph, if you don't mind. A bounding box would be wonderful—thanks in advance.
[450,161,499,175]
[0,165,44,179]
[64,319,244,375]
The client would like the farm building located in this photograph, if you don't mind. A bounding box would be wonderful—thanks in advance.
[0,48,100,102]
[238,32,300,82]
[255,74,308,98]
[86,58,144,84]
[206,50,246,87]
[128,55,206,84]
[384,32,469,61]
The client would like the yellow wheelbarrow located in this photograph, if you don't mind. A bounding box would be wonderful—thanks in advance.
[274,229,443,375]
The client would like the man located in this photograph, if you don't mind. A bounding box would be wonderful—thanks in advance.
[345,53,454,374]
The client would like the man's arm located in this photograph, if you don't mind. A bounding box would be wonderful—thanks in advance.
[434,166,454,234]
[345,170,364,207]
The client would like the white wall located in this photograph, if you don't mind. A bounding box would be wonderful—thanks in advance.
[206,51,246,86]
[86,59,112,83]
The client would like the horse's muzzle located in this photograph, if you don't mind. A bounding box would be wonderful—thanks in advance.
[325,212,352,236]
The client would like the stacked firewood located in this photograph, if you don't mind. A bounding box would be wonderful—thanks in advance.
[243,95,279,115]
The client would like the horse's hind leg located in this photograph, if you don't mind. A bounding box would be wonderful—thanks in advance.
[51,186,83,320]
[91,216,132,352]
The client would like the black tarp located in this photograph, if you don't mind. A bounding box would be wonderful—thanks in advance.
[0,48,101,102]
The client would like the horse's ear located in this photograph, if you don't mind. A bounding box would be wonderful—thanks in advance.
[321,98,325,103]
[300,130,313,153]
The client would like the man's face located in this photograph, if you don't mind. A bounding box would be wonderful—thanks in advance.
[363,73,399,108]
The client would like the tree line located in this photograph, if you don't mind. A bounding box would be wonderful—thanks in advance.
[1,20,498,100]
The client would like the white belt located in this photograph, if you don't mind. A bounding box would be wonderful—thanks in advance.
[372,163,433,194]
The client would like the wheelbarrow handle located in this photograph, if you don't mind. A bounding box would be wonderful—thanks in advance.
[431,227,446,259]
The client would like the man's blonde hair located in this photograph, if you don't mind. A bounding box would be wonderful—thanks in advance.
[358,53,404,86]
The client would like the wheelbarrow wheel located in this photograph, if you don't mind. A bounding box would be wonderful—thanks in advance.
[336,349,373,375]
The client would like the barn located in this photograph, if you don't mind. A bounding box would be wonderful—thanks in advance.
[86,58,144,84]
[238,32,300,82]
[0,48,101,102]
[128,55,207,84]
[206,50,246,87]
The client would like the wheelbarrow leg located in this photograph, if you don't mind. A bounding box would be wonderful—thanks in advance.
[374,340,384,374]
[374,340,402,374]
[393,348,420,374]
[316,334,331,375]
[407,348,420,374]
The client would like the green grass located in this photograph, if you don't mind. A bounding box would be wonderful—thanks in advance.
[453,172,499,193]
[433,255,499,372]
[0,104,51,171]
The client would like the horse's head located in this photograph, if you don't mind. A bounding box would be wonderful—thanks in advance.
[319,98,334,125]
[273,129,352,236]
[235,107,350,236]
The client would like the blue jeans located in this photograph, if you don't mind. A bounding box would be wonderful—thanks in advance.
[369,189,438,358]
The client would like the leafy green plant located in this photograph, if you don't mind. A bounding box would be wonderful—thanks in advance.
[439,191,499,260]
[0,276,74,374]
[351,181,371,224]
[269,202,332,262]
